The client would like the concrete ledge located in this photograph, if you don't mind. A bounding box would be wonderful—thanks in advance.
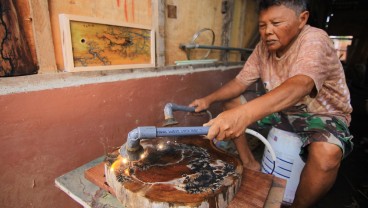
[0,62,244,95]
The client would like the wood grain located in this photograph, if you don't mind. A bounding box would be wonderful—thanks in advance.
[85,137,275,208]
[28,0,57,73]
[85,159,274,208]
[228,170,273,208]
[152,0,165,67]
[105,137,243,208]
[0,0,37,76]
[84,162,116,195]
[14,0,37,66]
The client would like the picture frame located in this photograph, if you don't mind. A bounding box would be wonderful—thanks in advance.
[59,14,155,72]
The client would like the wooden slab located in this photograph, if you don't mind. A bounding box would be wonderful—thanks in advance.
[228,170,273,208]
[85,137,275,208]
[85,160,274,208]
[84,162,115,195]
[105,137,243,208]
[264,177,287,208]
[28,0,57,73]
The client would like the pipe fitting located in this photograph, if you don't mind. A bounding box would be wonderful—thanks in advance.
[120,126,210,161]
[126,126,157,151]
[163,103,212,126]
[163,103,196,126]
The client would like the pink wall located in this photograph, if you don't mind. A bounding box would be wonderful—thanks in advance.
[0,69,239,208]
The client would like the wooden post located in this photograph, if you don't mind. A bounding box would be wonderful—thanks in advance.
[229,0,247,62]
[221,0,234,62]
[242,0,260,49]
[0,0,37,76]
[152,0,165,67]
[233,0,247,51]
[28,0,57,73]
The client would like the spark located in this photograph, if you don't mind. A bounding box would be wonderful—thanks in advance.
[140,152,147,159]
[110,159,120,171]
[124,168,130,176]
[122,157,129,164]
[158,143,165,150]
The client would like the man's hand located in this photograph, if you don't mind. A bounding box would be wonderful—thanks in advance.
[189,98,211,112]
[189,78,247,113]
[203,107,250,141]
[202,75,315,141]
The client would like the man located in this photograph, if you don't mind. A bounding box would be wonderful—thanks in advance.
[189,0,353,207]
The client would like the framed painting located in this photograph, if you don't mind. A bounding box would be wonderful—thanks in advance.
[59,14,155,72]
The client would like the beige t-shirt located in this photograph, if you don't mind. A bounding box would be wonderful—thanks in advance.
[236,25,352,124]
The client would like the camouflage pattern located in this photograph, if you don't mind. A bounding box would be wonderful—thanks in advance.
[257,112,354,160]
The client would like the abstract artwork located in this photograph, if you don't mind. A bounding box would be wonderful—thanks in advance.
[59,14,155,72]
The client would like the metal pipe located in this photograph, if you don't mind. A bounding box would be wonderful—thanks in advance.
[180,43,253,53]
[181,27,253,60]
[120,126,210,161]
[164,103,196,118]
[120,107,276,173]
[163,103,212,126]
[163,103,196,126]
[126,126,210,151]
[120,126,277,175]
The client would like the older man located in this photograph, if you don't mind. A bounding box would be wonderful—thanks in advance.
[190,0,353,207]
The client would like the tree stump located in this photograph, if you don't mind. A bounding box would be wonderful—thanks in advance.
[105,136,243,208]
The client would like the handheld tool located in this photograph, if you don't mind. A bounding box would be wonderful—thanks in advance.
[119,103,276,174]
[119,126,210,161]
[163,103,212,126]
[121,103,211,162]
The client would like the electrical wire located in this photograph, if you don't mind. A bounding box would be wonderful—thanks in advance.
[245,128,276,175]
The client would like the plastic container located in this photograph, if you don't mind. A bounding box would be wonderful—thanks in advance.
[261,127,306,204]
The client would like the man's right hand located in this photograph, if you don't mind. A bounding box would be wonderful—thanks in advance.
[189,98,211,112]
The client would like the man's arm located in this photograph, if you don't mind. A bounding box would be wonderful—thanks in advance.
[205,75,315,140]
[190,78,248,112]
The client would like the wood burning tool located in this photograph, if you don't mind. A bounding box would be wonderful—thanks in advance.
[119,103,276,175]
[119,126,210,161]
[163,102,212,126]
[120,103,212,162]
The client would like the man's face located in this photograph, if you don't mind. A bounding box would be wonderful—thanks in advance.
[258,5,305,57]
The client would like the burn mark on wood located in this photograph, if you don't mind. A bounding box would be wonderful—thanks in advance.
[129,142,237,194]
[106,137,242,207]
[0,2,13,74]
[0,0,37,77]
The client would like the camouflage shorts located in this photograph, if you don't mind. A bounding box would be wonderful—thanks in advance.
[257,112,354,160]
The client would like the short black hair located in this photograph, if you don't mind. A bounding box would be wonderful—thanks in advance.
[258,0,307,15]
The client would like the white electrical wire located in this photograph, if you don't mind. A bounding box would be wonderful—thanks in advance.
[245,128,276,174]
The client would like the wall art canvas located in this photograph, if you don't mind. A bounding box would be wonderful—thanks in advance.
[59,14,155,71]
